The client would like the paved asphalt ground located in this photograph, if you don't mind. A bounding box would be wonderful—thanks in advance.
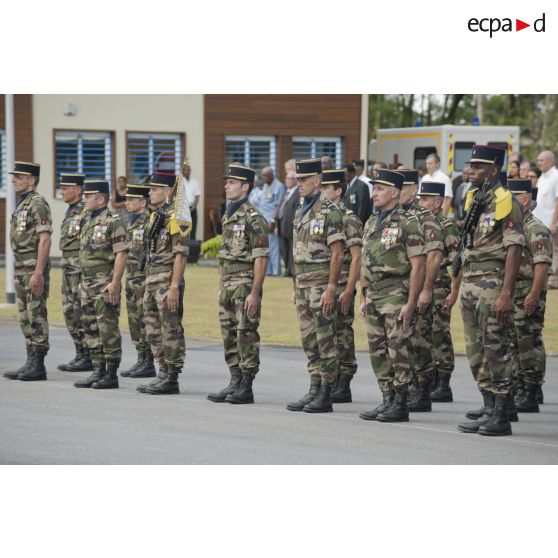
[0,322,557,464]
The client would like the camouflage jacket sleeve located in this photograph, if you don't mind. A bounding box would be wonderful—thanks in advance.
[405,215,426,259]
[168,213,190,257]
[326,204,346,246]
[502,197,525,249]
[247,210,270,258]
[422,212,444,253]
[443,219,461,265]
[528,223,553,265]
[345,212,364,248]
[110,214,129,253]
[31,196,53,235]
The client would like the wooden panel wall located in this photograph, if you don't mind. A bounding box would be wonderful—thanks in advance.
[204,94,361,240]
[0,94,34,254]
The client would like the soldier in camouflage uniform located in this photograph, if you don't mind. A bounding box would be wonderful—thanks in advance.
[4,162,52,381]
[448,146,525,436]
[136,172,189,396]
[417,182,460,402]
[398,170,444,412]
[507,179,552,413]
[57,173,93,373]
[319,169,363,404]
[358,169,426,423]
[120,183,156,379]
[207,164,269,405]
[286,158,345,414]
[73,180,129,390]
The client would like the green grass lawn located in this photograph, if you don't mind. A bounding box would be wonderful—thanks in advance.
[1,266,557,354]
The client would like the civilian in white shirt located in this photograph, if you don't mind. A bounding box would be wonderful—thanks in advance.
[183,164,201,240]
[533,150,558,288]
[423,153,453,217]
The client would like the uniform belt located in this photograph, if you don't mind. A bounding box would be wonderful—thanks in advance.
[464,261,502,273]
[146,264,173,275]
[62,250,80,257]
[81,263,113,277]
[368,276,407,291]
[220,260,254,274]
[295,262,330,274]
[16,252,37,261]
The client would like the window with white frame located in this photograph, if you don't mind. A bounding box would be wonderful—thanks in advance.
[127,132,184,184]
[55,131,113,197]
[292,136,343,167]
[225,136,277,174]
[0,130,6,194]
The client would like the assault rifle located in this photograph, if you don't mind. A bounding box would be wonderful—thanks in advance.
[138,206,166,272]
[451,160,498,278]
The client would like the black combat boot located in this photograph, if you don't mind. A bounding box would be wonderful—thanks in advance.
[459,391,495,433]
[331,374,352,403]
[286,378,321,411]
[303,381,333,413]
[514,377,526,405]
[225,375,255,404]
[92,361,119,389]
[207,375,242,402]
[143,364,180,395]
[130,349,156,378]
[58,343,82,371]
[430,372,453,402]
[536,386,544,404]
[359,391,394,421]
[516,384,540,413]
[4,347,34,379]
[74,363,106,388]
[136,364,167,393]
[507,395,519,422]
[377,387,409,422]
[120,351,144,377]
[18,350,47,381]
[465,390,488,420]
[478,395,512,436]
[65,345,94,372]
[408,382,432,412]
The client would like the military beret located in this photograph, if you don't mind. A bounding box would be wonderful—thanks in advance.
[10,161,40,178]
[372,169,405,190]
[321,169,346,185]
[83,180,110,195]
[59,173,85,187]
[222,164,256,184]
[419,181,445,197]
[466,145,506,167]
[295,158,322,178]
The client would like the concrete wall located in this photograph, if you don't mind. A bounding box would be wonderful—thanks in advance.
[32,94,204,256]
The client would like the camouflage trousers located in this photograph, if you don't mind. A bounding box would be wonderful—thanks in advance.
[295,283,337,383]
[510,286,547,388]
[219,281,261,378]
[335,285,357,379]
[431,284,455,376]
[365,292,413,393]
[15,271,50,353]
[460,276,513,396]
[80,276,122,366]
[125,275,148,353]
[143,281,185,369]
[61,269,84,348]
[410,304,436,386]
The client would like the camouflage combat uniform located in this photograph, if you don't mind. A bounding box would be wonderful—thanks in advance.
[143,202,189,370]
[125,210,150,356]
[10,190,52,354]
[60,200,86,353]
[460,184,525,396]
[510,210,552,389]
[218,200,269,380]
[293,193,345,384]
[431,213,460,378]
[79,206,128,366]
[335,203,363,380]
[404,201,444,389]
[361,207,425,393]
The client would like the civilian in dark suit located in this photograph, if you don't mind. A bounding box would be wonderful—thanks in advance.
[343,163,372,224]
[278,171,300,276]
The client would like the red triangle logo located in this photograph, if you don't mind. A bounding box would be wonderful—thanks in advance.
[516,19,530,31]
